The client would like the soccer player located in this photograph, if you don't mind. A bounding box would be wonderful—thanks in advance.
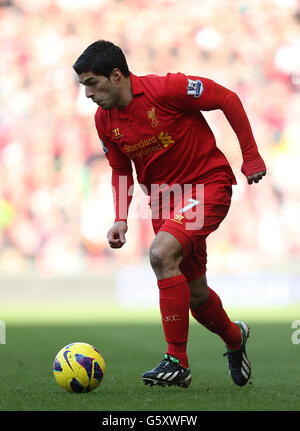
[73,40,266,388]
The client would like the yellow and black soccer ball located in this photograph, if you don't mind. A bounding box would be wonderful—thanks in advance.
[53,342,105,393]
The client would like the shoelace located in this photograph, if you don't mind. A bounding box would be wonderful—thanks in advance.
[223,351,241,371]
[155,356,180,372]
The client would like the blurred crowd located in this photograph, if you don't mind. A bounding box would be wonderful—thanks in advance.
[0,0,300,275]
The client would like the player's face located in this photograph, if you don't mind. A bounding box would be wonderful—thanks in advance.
[78,71,120,110]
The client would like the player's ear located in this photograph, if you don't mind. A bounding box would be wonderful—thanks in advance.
[110,68,122,85]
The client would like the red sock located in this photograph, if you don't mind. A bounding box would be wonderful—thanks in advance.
[158,274,190,368]
[190,287,241,350]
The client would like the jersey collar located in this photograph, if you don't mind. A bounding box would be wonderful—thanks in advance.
[130,72,144,96]
[114,72,143,117]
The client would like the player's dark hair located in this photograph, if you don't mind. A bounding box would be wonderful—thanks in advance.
[73,40,130,78]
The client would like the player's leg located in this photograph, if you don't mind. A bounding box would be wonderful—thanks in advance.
[180,249,242,350]
[188,274,242,350]
[141,230,192,387]
[183,260,251,386]
[149,231,190,368]
[149,230,183,280]
[177,183,251,386]
[188,272,209,309]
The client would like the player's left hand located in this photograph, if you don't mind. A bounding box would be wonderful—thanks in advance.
[246,170,266,185]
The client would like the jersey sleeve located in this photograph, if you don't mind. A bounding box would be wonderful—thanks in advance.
[162,72,215,111]
[94,110,134,222]
[163,73,266,176]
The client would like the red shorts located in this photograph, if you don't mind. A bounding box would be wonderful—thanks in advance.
[151,183,232,282]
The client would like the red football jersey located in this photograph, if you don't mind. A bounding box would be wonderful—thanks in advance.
[95,72,265,221]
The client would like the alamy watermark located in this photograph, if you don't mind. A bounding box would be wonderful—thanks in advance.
[291,320,300,345]
[0,321,6,344]
[112,177,205,230]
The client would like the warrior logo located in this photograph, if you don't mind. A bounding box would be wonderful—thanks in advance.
[112,128,123,139]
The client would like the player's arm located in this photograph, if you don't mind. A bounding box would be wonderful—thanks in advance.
[103,139,134,248]
[165,73,266,184]
[206,79,266,184]
[95,114,133,248]
[109,164,133,249]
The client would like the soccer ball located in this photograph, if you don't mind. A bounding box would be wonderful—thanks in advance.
[53,342,105,393]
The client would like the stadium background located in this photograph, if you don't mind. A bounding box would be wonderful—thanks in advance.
[0,0,300,317]
[1,0,300,413]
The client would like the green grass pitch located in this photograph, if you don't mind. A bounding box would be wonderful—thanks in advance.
[0,304,299,412]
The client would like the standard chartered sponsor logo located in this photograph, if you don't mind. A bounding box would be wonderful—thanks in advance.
[124,132,175,158]
[124,136,157,153]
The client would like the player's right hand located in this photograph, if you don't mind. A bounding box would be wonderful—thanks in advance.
[107,221,128,248]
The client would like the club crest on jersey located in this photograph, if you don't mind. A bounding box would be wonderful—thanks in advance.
[187,79,203,98]
[147,107,160,128]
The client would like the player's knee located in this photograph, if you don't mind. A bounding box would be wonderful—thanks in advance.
[149,244,179,272]
[149,233,182,275]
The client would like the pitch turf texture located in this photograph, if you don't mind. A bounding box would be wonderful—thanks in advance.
[0,304,299,411]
